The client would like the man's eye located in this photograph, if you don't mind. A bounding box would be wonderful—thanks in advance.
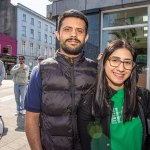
[64,28,71,32]
[76,29,84,34]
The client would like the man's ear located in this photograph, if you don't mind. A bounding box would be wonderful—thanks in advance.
[55,31,60,41]
[85,34,89,43]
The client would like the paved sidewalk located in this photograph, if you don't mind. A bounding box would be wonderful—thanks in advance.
[0,80,30,150]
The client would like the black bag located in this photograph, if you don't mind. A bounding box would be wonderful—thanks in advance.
[144,119,150,150]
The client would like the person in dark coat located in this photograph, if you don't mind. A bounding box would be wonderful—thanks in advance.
[92,39,150,150]
[24,9,97,150]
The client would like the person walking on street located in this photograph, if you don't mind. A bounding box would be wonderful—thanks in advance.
[34,56,45,69]
[93,39,150,150]
[25,9,97,150]
[28,56,45,80]
[0,60,5,86]
[37,56,44,65]
[10,55,29,115]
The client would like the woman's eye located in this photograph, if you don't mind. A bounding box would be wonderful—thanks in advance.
[112,59,119,62]
[125,61,132,65]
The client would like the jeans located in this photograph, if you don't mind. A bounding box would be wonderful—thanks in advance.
[14,84,27,111]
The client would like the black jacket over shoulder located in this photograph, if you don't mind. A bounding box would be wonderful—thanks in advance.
[39,51,97,150]
[93,87,150,150]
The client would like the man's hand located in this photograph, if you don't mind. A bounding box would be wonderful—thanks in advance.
[20,64,25,69]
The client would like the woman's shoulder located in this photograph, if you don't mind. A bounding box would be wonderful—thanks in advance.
[136,86,150,100]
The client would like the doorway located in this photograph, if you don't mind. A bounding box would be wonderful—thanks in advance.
[101,6,148,88]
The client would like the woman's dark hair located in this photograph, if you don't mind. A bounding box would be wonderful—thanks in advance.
[57,9,88,34]
[96,39,138,122]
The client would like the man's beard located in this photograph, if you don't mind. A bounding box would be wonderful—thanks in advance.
[20,61,24,64]
[60,38,84,55]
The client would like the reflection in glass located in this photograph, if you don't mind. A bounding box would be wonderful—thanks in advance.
[103,7,147,27]
[84,14,100,61]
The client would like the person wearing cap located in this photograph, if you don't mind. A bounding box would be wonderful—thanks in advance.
[28,56,45,81]
[37,56,44,65]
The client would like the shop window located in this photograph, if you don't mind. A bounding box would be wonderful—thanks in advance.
[102,7,148,88]
[3,48,8,53]
[7,45,12,55]
[103,7,147,28]
[2,45,12,54]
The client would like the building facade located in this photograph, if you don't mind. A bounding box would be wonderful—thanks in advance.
[17,3,56,71]
[47,0,150,89]
[0,0,17,40]
[0,34,17,75]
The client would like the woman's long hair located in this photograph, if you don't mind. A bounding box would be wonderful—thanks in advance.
[96,39,138,122]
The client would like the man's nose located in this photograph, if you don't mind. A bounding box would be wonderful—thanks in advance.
[70,29,77,36]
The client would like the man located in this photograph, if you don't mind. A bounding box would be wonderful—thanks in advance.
[25,9,97,150]
[36,56,44,65]
[0,60,5,86]
[10,55,29,115]
[28,56,45,80]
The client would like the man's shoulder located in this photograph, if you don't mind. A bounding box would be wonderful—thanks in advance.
[40,57,57,65]
[84,57,98,68]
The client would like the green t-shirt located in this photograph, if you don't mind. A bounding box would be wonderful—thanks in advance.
[110,88,143,150]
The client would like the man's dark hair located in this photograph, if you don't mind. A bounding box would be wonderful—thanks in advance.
[57,9,88,33]
[19,55,25,60]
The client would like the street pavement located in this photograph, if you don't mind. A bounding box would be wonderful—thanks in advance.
[0,80,30,150]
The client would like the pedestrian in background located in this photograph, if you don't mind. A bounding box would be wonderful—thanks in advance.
[28,56,45,80]
[10,55,29,115]
[93,39,150,150]
[0,60,5,86]
[36,56,44,65]
[25,9,97,150]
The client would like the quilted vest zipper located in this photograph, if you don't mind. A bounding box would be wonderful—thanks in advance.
[70,62,78,148]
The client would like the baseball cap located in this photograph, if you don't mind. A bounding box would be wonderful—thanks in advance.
[37,56,44,60]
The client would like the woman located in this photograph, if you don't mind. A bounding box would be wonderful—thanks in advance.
[93,39,150,150]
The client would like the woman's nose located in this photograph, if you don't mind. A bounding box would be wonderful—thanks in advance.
[116,62,125,71]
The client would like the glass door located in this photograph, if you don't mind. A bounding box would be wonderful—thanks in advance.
[101,7,148,88]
